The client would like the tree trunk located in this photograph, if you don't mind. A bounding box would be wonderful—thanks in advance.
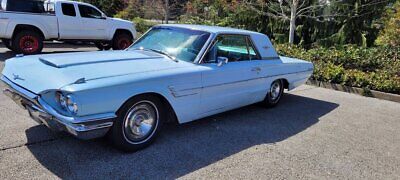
[289,0,298,44]
[164,0,169,24]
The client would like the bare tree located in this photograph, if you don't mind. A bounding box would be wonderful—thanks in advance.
[245,0,390,44]
[145,0,176,23]
[245,0,333,44]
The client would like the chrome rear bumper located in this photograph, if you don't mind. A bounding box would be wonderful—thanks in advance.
[1,76,114,140]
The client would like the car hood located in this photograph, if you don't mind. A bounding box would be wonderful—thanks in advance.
[1,50,192,94]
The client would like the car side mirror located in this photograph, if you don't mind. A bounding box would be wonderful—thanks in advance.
[101,14,107,19]
[217,56,228,67]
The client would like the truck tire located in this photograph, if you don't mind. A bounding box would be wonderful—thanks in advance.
[1,39,14,51]
[112,32,133,50]
[12,30,43,55]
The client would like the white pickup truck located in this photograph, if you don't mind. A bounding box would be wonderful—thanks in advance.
[0,0,137,54]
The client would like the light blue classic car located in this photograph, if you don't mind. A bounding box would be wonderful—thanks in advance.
[1,24,313,151]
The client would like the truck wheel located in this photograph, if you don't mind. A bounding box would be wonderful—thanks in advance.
[112,33,133,50]
[12,30,43,55]
[95,42,112,51]
[1,39,13,51]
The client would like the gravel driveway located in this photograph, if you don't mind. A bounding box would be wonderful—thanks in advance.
[0,44,399,179]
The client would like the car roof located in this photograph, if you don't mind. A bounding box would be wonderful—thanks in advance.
[158,24,262,35]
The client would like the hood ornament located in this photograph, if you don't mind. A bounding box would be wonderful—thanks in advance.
[12,73,24,81]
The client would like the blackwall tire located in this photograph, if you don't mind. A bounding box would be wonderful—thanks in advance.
[112,33,133,50]
[12,31,43,55]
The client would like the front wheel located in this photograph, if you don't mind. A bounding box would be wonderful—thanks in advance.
[262,80,284,107]
[112,33,133,50]
[108,95,164,152]
[12,30,43,55]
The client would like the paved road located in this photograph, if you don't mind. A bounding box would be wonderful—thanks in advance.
[0,44,399,179]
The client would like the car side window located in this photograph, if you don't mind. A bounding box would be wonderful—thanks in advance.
[204,34,260,63]
[78,4,102,19]
[61,3,76,17]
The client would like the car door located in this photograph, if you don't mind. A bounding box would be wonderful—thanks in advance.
[199,34,263,116]
[77,4,108,40]
[57,2,83,39]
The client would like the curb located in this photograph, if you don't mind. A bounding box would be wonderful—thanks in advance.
[306,80,400,103]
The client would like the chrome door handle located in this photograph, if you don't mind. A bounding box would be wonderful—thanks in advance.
[251,67,261,72]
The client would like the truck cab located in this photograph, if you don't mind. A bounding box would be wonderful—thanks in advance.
[0,0,136,54]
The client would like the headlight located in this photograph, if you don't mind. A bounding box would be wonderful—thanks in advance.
[56,92,78,114]
[66,95,78,114]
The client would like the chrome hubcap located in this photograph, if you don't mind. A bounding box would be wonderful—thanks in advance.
[123,101,158,143]
[270,81,281,101]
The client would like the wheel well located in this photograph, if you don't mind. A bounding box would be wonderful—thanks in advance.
[114,29,133,39]
[13,25,45,39]
[118,92,178,124]
[280,79,289,89]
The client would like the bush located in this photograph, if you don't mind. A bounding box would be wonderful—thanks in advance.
[276,44,400,94]
[132,17,158,36]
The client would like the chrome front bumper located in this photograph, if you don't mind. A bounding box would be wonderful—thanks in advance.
[1,76,115,140]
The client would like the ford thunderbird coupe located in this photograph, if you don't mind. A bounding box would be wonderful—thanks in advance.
[1,24,313,151]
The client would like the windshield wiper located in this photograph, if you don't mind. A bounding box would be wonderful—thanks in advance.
[132,48,178,62]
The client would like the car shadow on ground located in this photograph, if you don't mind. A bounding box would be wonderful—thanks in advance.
[24,94,339,179]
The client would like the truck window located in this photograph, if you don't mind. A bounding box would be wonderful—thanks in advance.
[78,4,102,19]
[6,0,45,13]
[61,3,76,17]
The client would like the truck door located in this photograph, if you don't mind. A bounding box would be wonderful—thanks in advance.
[57,2,83,39]
[77,4,108,40]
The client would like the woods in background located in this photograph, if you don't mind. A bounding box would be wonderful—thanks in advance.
[83,0,399,48]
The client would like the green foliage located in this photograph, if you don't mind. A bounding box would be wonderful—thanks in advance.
[81,0,125,17]
[376,1,400,47]
[176,0,396,48]
[276,44,400,94]
[132,17,158,35]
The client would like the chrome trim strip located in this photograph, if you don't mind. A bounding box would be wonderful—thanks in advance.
[176,70,313,91]
[203,70,312,88]
[38,97,117,124]
[1,75,116,126]
[1,76,37,100]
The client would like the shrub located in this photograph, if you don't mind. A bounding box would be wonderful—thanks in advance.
[132,17,157,35]
[276,44,400,94]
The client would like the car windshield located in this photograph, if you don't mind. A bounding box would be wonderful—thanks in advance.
[130,27,211,62]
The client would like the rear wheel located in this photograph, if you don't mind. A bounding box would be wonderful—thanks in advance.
[112,33,133,50]
[262,80,284,107]
[108,95,165,152]
[12,30,43,55]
